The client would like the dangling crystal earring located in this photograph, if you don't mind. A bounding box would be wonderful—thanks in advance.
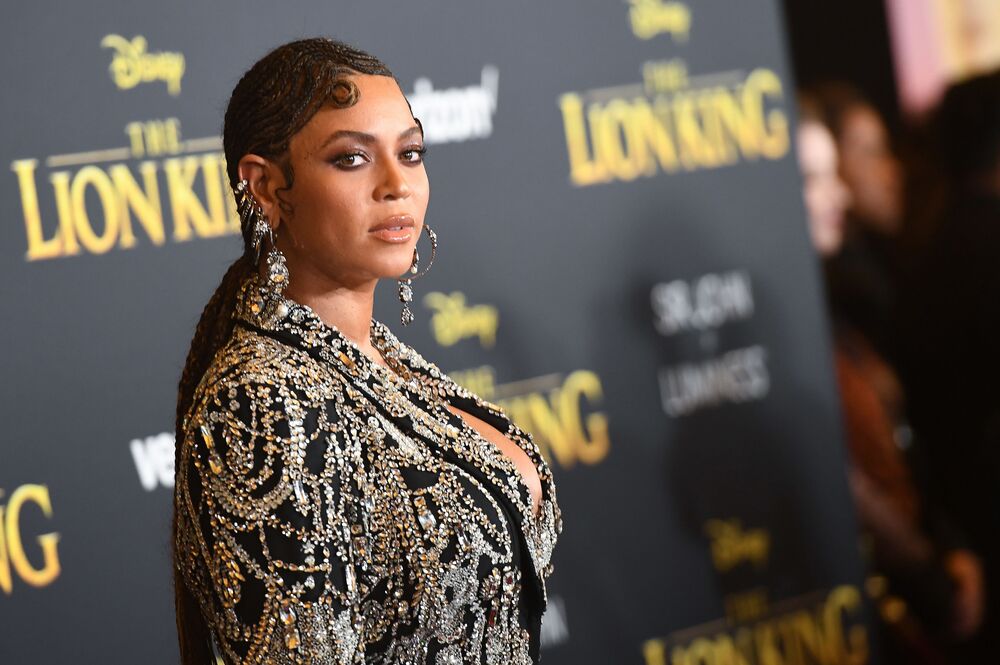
[398,224,438,326]
[236,180,270,263]
[235,179,289,300]
[264,227,289,294]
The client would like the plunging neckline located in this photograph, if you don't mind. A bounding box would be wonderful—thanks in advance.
[364,341,544,519]
[361,342,544,517]
[443,403,543,519]
[364,323,547,525]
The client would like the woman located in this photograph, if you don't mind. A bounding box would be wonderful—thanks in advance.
[173,38,562,665]
[796,100,851,257]
[805,83,904,362]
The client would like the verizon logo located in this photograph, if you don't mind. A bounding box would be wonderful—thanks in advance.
[130,432,174,491]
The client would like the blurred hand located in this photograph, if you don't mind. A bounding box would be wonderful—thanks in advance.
[944,549,985,639]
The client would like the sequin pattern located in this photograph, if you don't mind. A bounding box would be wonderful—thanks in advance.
[175,274,562,664]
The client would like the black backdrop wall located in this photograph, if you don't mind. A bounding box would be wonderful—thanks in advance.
[1,2,873,663]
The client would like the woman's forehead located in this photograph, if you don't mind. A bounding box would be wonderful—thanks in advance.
[296,76,414,144]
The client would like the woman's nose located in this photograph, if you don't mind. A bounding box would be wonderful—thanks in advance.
[375,159,411,201]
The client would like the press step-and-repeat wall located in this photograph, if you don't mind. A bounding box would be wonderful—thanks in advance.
[1,2,872,663]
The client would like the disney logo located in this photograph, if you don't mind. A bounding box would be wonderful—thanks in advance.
[628,0,691,41]
[703,518,770,573]
[424,292,498,349]
[101,34,185,96]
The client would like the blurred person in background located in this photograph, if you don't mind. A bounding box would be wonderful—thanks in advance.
[797,94,984,664]
[808,83,905,365]
[798,102,851,257]
[897,69,1000,662]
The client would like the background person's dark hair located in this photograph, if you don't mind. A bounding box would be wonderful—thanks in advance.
[904,68,1000,257]
[929,68,1000,188]
[796,90,823,127]
[172,37,412,664]
[800,81,872,144]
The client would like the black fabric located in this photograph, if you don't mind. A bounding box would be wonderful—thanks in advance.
[234,317,545,662]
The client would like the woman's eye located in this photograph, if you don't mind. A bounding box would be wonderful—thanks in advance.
[401,146,428,164]
[332,152,366,168]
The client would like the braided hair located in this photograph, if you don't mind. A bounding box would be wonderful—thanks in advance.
[172,37,402,664]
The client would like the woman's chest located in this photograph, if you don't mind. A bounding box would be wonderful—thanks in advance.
[358,409,537,562]
[443,404,542,519]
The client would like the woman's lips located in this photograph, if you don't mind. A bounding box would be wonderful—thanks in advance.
[370,215,415,243]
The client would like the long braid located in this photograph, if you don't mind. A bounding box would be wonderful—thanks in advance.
[172,253,252,664]
[172,37,403,664]
[173,255,253,434]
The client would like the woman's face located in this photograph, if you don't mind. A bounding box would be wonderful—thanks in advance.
[837,105,901,234]
[271,74,429,289]
[798,120,850,257]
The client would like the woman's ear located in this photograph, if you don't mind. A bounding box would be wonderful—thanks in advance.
[237,155,282,230]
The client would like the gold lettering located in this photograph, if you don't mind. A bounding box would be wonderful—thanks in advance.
[524,393,573,467]
[497,370,609,468]
[753,620,782,665]
[824,586,868,665]
[704,519,771,572]
[425,291,499,348]
[655,585,868,665]
[598,99,645,181]
[125,121,145,157]
[449,366,497,400]
[0,496,7,594]
[152,119,181,156]
[673,94,715,168]
[51,171,81,256]
[112,162,166,248]
[165,154,228,241]
[201,153,227,231]
[13,160,63,261]
[16,115,235,260]
[697,90,729,166]
[0,485,61,594]
[70,165,120,254]
[558,68,790,187]
[559,93,608,186]
[101,34,185,96]
[643,59,689,94]
[144,123,165,156]
[559,371,610,464]
[645,99,680,173]
[124,118,184,158]
[628,0,692,41]
[714,89,759,164]
[685,637,717,665]
[744,69,788,160]
[724,588,769,623]
[642,638,668,665]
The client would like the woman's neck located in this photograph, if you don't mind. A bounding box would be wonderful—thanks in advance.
[276,269,388,368]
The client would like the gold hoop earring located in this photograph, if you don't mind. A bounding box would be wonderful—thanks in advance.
[398,224,438,326]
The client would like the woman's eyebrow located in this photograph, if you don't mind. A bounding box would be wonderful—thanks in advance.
[398,126,422,141]
[320,126,423,150]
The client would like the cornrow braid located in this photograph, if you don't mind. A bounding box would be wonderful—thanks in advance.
[224,39,393,217]
[172,37,401,665]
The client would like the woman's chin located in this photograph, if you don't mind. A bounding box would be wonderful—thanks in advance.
[374,260,418,281]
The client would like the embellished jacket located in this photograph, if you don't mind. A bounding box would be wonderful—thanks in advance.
[175,274,562,665]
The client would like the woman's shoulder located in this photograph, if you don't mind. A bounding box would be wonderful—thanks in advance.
[184,324,347,433]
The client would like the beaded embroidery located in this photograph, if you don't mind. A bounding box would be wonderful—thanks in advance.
[175,274,562,664]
